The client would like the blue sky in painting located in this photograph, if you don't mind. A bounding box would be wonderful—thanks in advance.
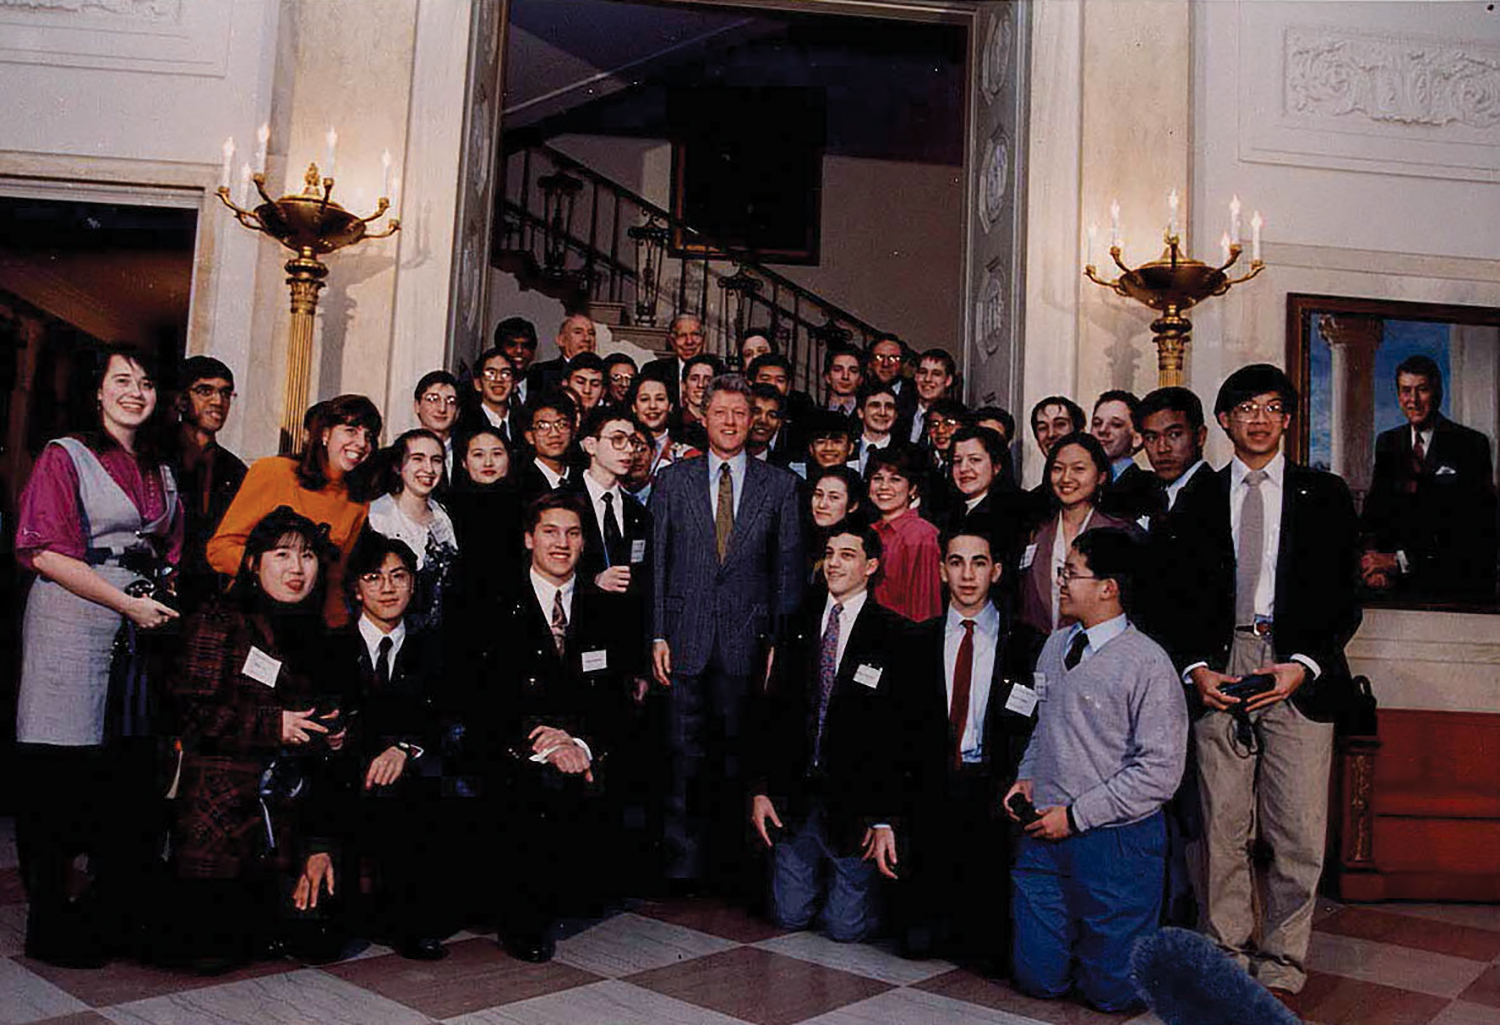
[1308,319,1451,471]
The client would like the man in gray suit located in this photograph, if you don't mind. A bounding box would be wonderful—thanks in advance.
[651,374,804,894]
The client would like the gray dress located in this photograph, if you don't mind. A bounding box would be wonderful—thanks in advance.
[17,438,179,747]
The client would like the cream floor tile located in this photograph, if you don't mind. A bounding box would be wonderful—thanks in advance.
[99,968,428,1025]
[798,986,1046,1025]
[443,978,750,1025]
[1307,932,1490,999]
[553,913,738,978]
[753,931,955,986]
[1378,904,1500,934]
[1428,1000,1500,1025]
[0,957,91,1024]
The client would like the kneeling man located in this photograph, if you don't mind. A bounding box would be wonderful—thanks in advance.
[749,521,909,942]
[1005,527,1186,1013]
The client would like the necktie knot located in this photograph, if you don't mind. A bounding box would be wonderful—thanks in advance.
[1064,629,1089,670]
[961,618,975,635]
[1244,468,1268,487]
[378,636,392,655]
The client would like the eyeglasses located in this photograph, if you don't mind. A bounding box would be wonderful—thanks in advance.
[359,569,412,587]
[609,373,635,385]
[420,393,458,407]
[602,432,648,453]
[190,384,236,400]
[931,417,964,430]
[482,367,515,381]
[531,419,570,434]
[870,353,904,365]
[1056,567,1099,582]
[1229,400,1287,421]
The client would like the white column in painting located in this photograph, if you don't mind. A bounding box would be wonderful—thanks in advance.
[1319,314,1383,498]
[1447,325,1500,482]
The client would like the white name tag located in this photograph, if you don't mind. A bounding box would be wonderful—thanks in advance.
[1033,671,1048,702]
[1137,514,1152,532]
[853,663,883,688]
[1005,684,1039,717]
[1020,544,1037,570]
[630,538,647,564]
[242,646,282,688]
[581,649,609,672]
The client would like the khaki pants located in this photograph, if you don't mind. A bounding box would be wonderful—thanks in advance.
[1193,631,1334,992]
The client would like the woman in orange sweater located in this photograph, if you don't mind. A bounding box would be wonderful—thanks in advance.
[207,394,382,626]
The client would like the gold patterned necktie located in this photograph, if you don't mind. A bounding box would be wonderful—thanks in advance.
[550,589,567,657]
[716,463,735,561]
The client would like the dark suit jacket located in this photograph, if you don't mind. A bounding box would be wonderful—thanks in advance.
[455,400,519,450]
[459,579,637,789]
[515,457,572,505]
[1098,463,1160,522]
[750,597,913,853]
[170,441,248,613]
[1362,415,1496,598]
[1133,464,1236,676]
[946,486,1032,578]
[905,611,1042,804]
[1199,461,1363,722]
[566,477,654,661]
[650,453,804,678]
[526,356,571,397]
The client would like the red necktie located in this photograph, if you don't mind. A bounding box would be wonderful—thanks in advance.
[949,619,975,770]
[1407,431,1426,494]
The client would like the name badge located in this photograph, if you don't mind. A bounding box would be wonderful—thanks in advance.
[1020,544,1037,570]
[581,649,609,672]
[1005,683,1039,717]
[630,539,647,564]
[1032,671,1048,702]
[242,646,282,688]
[1137,514,1152,532]
[853,664,883,688]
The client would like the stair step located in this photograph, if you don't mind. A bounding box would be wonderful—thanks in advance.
[588,300,628,326]
[610,323,672,358]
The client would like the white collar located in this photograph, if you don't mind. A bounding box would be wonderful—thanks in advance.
[1164,458,1208,499]
[1070,613,1129,655]
[535,457,567,488]
[357,614,406,665]
[1230,451,1285,488]
[583,468,620,506]
[823,586,869,622]
[946,600,999,635]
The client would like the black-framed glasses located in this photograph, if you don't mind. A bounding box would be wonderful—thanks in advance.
[1056,567,1099,582]
[602,431,648,452]
[189,384,236,400]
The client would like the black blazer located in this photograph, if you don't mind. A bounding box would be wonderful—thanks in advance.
[1135,464,1236,676]
[515,457,572,505]
[1202,461,1362,722]
[455,400,519,450]
[1362,415,1496,598]
[459,579,637,787]
[750,597,913,853]
[525,356,570,397]
[905,611,1043,803]
[330,625,442,766]
[946,486,1033,579]
[1098,463,1160,522]
[565,477,654,661]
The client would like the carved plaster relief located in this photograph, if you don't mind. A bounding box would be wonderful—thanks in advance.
[0,0,227,76]
[978,130,1009,234]
[980,9,1012,104]
[976,266,1005,360]
[1286,26,1500,131]
[1237,6,1500,184]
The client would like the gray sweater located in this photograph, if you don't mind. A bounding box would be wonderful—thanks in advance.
[1018,622,1187,832]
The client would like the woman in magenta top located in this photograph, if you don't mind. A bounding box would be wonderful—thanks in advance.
[864,443,943,622]
[14,345,183,967]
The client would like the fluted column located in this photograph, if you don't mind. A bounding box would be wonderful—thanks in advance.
[1320,314,1383,495]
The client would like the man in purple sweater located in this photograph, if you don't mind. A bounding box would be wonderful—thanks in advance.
[1004,526,1187,1013]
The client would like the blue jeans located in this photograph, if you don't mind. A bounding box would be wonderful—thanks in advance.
[770,804,880,943]
[1012,811,1166,1012]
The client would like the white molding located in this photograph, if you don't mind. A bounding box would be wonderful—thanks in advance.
[0,0,232,76]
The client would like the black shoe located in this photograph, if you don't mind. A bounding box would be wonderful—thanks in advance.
[502,934,555,963]
[24,940,109,970]
[398,937,448,961]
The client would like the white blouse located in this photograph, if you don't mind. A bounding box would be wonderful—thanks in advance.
[367,493,458,568]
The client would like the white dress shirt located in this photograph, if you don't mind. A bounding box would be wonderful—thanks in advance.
[909,403,929,444]
[945,601,999,763]
[481,403,510,433]
[582,469,624,542]
[1164,459,1207,511]
[1229,453,1284,620]
[357,614,406,669]
[708,450,747,519]
[534,457,568,490]
[820,587,869,673]
[850,433,891,474]
[529,567,576,626]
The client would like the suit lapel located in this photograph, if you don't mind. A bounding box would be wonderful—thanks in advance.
[726,457,772,563]
[1274,461,1305,608]
[691,457,717,549]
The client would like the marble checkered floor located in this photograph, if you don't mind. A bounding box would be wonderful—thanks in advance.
[0,818,1496,1025]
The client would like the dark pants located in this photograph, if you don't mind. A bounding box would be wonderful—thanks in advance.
[897,769,1012,970]
[15,741,166,959]
[1012,811,1166,1013]
[500,766,605,943]
[665,662,752,894]
[345,781,452,943]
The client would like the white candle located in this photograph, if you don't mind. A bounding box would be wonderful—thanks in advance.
[324,127,338,177]
[238,162,252,206]
[1250,211,1264,261]
[1109,199,1121,248]
[1168,189,1180,238]
[1229,195,1242,245]
[1220,231,1232,266]
[1087,222,1099,268]
[220,137,235,189]
[255,123,269,173]
[381,149,392,198]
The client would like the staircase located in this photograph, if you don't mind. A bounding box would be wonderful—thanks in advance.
[494,143,890,393]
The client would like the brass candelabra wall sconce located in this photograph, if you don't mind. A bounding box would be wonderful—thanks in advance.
[1084,193,1265,387]
[215,128,400,453]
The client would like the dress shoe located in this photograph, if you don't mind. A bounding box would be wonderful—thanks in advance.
[1267,987,1303,1019]
[398,937,448,961]
[502,934,555,963]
